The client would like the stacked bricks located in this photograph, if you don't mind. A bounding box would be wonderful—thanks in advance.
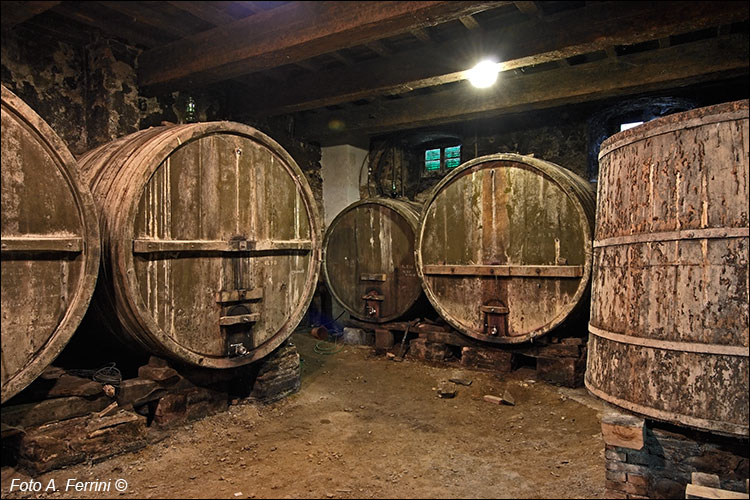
[601,411,750,499]
[602,412,650,499]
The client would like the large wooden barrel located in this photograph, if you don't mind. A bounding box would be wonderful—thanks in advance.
[79,122,321,369]
[586,100,749,437]
[323,198,422,322]
[1,85,100,403]
[416,153,595,344]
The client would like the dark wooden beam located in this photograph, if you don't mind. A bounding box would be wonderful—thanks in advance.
[364,40,392,56]
[52,2,171,47]
[138,1,510,93]
[513,1,541,18]
[293,33,749,144]
[329,50,355,66]
[166,1,237,26]
[410,27,433,42]
[238,1,748,117]
[459,14,481,30]
[1,1,60,29]
[99,1,203,39]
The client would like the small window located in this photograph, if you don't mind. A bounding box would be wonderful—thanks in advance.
[425,148,442,171]
[424,145,461,173]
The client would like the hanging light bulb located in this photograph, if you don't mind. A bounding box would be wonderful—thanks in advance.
[467,59,500,88]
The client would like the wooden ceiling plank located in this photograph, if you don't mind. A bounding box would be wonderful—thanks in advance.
[52,2,168,47]
[410,27,433,42]
[138,1,511,92]
[293,33,749,142]
[1,1,60,29]
[513,1,541,18]
[329,50,355,65]
[166,1,237,26]
[98,1,200,39]
[364,40,392,56]
[459,14,481,30]
[238,1,748,116]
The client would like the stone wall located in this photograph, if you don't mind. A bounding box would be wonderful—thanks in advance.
[1,27,323,209]
[366,108,591,202]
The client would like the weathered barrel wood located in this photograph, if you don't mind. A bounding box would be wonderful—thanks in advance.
[78,122,321,369]
[1,85,100,403]
[586,99,749,437]
[416,153,595,344]
[323,198,422,322]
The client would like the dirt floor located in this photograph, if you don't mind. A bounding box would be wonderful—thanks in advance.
[2,331,613,499]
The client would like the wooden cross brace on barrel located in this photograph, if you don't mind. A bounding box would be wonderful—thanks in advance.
[132,236,313,356]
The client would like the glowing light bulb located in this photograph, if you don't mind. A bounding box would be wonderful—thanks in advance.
[468,60,500,88]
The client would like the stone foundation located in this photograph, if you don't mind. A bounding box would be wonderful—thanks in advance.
[601,411,749,499]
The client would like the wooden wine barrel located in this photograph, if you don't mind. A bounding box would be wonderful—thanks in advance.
[1,85,100,403]
[416,153,595,344]
[79,122,321,369]
[323,198,422,322]
[586,100,749,437]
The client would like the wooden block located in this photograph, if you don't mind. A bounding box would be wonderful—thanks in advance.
[419,329,477,347]
[1,396,111,429]
[601,413,645,450]
[46,374,104,398]
[147,355,170,368]
[375,329,394,350]
[483,395,503,405]
[138,364,181,385]
[116,378,164,407]
[153,393,187,427]
[14,411,147,474]
[460,346,512,372]
[685,484,750,499]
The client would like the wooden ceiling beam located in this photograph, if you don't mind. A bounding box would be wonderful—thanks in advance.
[293,33,749,144]
[1,1,60,29]
[166,1,236,26]
[459,14,481,30]
[364,40,392,56]
[237,1,748,117]
[99,1,200,39]
[410,28,433,42]
[329,50,355,65]
[138,1,510,93]
[52,2,169,47]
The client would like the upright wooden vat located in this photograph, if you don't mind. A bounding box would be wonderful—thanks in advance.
[586,100,749,437]
[1,85,100,403]
[416,153,595,344]
[79,122,321,369]
[323,198,422,322]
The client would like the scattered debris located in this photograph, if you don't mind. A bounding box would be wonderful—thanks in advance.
[437,382,457,399]
[483,390,515,406]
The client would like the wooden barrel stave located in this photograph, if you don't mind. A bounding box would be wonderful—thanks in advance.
[586,99,749,437]
[323,198,422,323]
[416,153,595,344]
[1,85,100,403]
[80,122,321,368]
